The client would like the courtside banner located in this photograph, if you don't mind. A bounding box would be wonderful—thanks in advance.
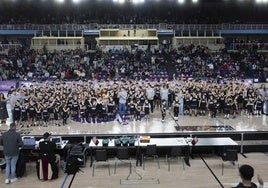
[0,81,17,92]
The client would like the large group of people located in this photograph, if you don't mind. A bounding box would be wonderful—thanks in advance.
[0,43,267,82]
[0,41,267,127]
[1,76,266,128]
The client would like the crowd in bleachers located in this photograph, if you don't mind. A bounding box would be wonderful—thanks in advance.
[0,44,267,82]
[230,39,267,52]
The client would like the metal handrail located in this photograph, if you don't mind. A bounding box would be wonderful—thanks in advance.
[0,23,268,31]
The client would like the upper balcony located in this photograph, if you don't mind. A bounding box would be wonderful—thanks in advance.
[0,23,268,32]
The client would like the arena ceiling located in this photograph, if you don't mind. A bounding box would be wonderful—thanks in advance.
[0,0,267,24]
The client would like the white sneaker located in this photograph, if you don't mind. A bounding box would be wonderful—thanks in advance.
[10,178,18,183]
[5,179,10,184]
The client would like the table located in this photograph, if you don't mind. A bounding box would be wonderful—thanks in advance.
[138,138,188,147]
[88,137,238,167]
[187,137,238,158]
[187,137,238,146]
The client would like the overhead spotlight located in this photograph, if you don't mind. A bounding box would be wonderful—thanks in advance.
[255,0,268,3]
[56,0,65,3]
[178,0,185,4]
[133,0,145,4]
[192,0,199,3]
[113,0,125,4]
[72,0,81,3]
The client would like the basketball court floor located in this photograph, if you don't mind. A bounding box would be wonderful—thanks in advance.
[0,100,268,187]
[1,102,268,135]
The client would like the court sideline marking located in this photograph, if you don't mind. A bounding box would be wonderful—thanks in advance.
[199,154,224,188]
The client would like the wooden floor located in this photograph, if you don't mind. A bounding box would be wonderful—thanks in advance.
[0,103,268,187]
[0,152,267,188]
[2,107,268,136]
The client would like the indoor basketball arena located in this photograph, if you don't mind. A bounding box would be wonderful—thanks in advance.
[0,0,268,187]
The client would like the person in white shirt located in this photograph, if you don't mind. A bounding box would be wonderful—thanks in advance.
[118,87,128,119]
[146,84,155,113]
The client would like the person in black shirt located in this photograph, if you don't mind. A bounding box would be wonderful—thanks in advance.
[208,95,216,118]
[173,96,180,121]
[62,103,70,126]
[218,93,226,114]
[161,100,167,122]
[35,103,43,126]
[90,99,98,123]
[190,93,198,117]
[143,99,151,120]
[184,94,191,116]
[247,95,255,118]
[79,101,87,123]
[0,92,9,125]
[42,102,50,127]
[39,132,59,180]
[99,99,108,123]
[255,95,264,116]
[127,99,136,121]
[232,164,263,188]
[107,97,116,120]
[72,96,79,121]
[154,86,161,109]
[13,101,21,125]
[28,101,36,127]
[224,97,232,119]
[54,102,62,126]
[20,103,28,128]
